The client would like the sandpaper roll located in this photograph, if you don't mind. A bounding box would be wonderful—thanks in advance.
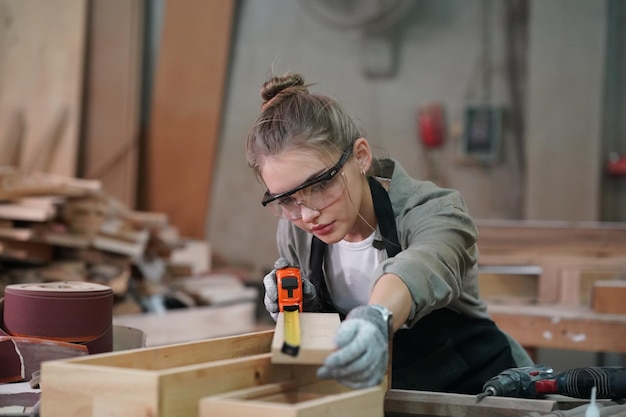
[2,282,113,353]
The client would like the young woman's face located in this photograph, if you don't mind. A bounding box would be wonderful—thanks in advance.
[260,146,370,244]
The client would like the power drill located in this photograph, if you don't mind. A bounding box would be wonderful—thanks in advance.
[477,365,626,401]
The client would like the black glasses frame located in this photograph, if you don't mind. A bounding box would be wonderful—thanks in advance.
[261,143,354,207]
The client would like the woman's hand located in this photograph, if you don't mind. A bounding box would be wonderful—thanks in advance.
[317,304,391,389]
[262,258,317,321]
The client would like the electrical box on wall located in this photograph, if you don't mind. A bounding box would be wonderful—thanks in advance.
[462,105,503,163]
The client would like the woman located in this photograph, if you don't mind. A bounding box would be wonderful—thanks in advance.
[246,72,532,393]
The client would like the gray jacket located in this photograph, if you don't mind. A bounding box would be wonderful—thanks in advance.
[276,158,489,328]
[276,158,532,368]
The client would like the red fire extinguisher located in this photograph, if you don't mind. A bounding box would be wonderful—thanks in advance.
[607,152,626,176]
[418,103,445,149]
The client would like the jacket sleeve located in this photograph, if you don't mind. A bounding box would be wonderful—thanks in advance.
[374,184,480,327]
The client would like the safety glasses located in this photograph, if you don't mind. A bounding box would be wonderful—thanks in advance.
[261,143,353,220]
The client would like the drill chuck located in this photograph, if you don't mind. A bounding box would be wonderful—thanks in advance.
[479,365,554,399]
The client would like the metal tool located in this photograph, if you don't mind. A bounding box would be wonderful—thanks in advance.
[477,365,626,401]
[276,266,303,356]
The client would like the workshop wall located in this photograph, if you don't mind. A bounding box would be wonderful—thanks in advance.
[207,0,608,273]
[0,0,613,274]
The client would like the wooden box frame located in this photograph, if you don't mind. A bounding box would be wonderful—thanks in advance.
[200,380,384,417]
[41,330,322,417]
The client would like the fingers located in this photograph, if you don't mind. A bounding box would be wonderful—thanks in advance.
[263,270,279,319]
[318,350,386,388]
[317,318,388,388]
[302,278,316,300]
[273,257,289,269]
[263,272,278,299]
[321,320,371,368]
[265,258,318,317]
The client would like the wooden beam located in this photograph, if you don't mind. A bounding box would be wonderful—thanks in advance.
[145,0,235,238]
[112,302,260,347]
[488,304,626,353]
[201,381,385,417]
[82,0,143,208]
[384,389,558,417]
[475,220,626,257]
[0,0,87,176]
[591,280,626,314]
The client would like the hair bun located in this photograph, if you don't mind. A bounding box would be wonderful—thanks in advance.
[260,73,307,109]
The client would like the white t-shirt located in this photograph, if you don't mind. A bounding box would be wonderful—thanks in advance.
[326,231,388,315]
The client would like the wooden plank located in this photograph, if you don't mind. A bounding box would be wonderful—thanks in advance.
[200,381,385,417]
[0,110,24,166]
[0,238,53,263]
[271,313,341,365]
[81,0,143,208]
[476,220,626,257]
[112,302,260,347]
[591,280,626,314]
[478,272,538,303]
[0,225,33,241]
[488,304,626,353]
[384,389,558,417]
[61,329,275,369]
[145,0,235,238]
[0,0,87,176]
[0,203,54,222]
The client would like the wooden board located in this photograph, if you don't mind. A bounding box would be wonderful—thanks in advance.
[271,313,340,365]
[475,220,626,257]
[81,0,143,208]
[384,389,559,417]
[41,330,324,417]
[0,239,53,263]
[112,302,260,347]
[145,0,235,238]
[200,380,384,417]
[0,0,87,176]
[488,304,626,353]
[478,271,539,303]
[591,280,626,314]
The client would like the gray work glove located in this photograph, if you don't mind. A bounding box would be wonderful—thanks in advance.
[262,257,317,321]
[317,304,391,389]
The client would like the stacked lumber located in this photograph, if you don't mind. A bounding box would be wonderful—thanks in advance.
[475,219,626,306]
[0,168,249,315]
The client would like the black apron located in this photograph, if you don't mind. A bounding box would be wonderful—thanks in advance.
[308,176,516,394]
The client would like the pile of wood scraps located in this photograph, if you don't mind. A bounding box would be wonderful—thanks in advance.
[0,167,234,315]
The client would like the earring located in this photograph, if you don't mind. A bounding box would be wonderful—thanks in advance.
[361,169,366,176]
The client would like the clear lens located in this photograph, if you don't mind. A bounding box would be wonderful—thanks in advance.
[267,172,346,219]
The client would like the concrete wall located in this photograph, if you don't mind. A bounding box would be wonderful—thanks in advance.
[525,0,606,220]
[207,0,607,273]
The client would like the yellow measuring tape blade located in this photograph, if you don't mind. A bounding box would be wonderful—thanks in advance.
[281,309,301,356]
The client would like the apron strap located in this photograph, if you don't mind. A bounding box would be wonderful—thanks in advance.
[309,236,337,313]
[309,176,401,313]
[368,176,402,258]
